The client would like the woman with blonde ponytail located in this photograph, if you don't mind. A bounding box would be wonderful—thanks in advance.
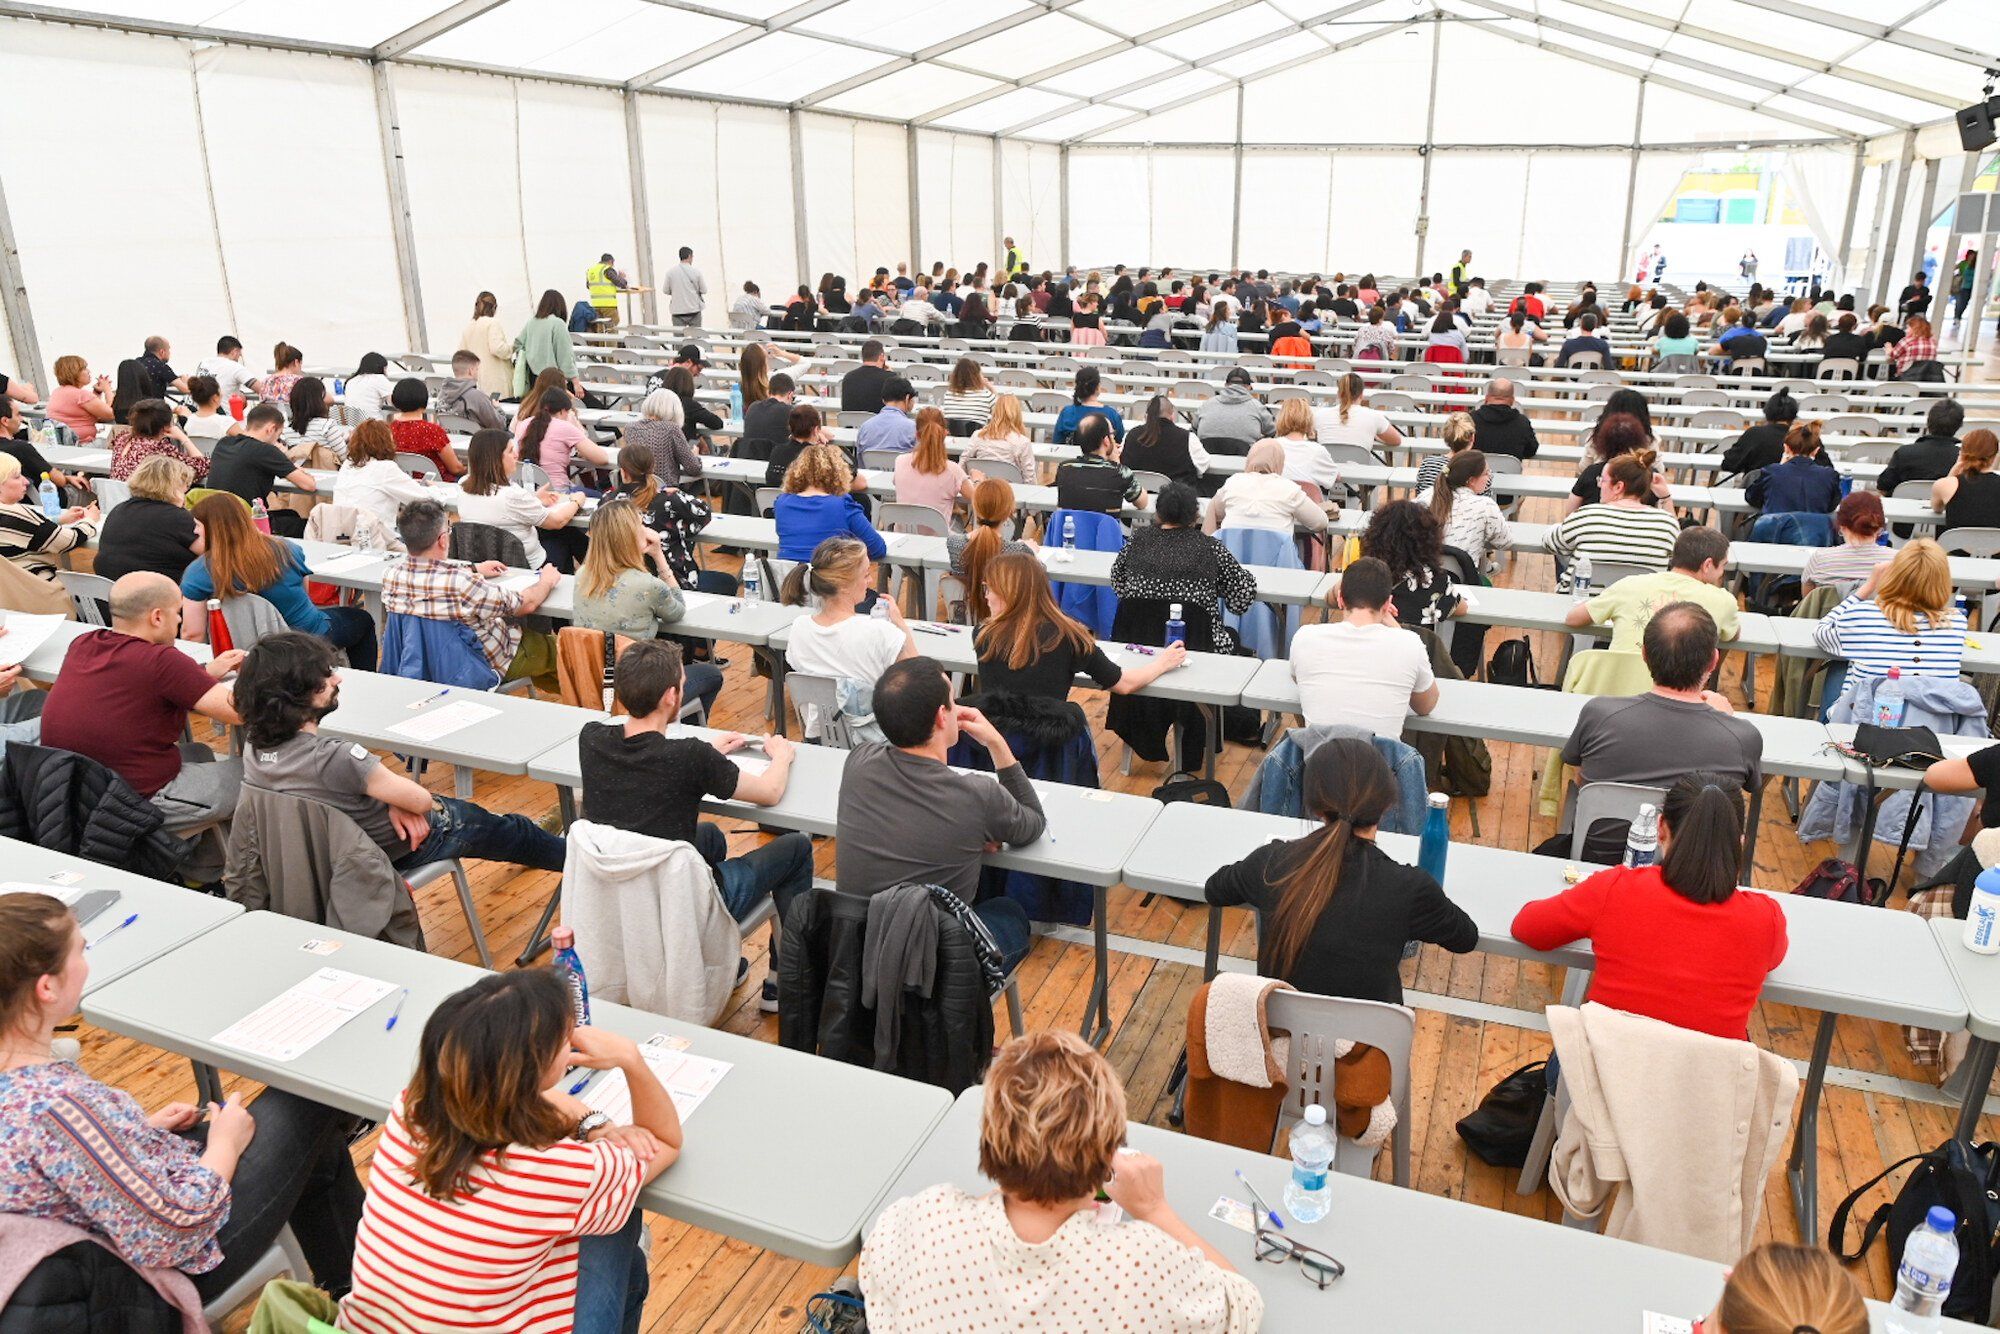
[1204,738,1476,997]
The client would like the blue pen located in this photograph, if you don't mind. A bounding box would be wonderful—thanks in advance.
[384,988,410,1031]
[1234,1170,1285,1231]
[86,913,138,951]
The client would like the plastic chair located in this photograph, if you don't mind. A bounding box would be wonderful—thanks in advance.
[55,570,112,625]
[200,1225,310,1328]
[1264,989,1417,1187]
[394,452,441,480]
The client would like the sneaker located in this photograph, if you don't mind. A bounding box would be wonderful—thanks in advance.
[760,978,779,1014]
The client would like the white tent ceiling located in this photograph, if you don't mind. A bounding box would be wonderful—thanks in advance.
[5,0,1995,146]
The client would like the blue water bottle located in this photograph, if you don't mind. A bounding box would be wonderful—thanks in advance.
[1164,602,1185,649]
[1418,792,1450,882]
[550,925,591,1026]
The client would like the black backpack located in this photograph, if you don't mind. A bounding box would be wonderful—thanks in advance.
[1830,1137,2000,1321]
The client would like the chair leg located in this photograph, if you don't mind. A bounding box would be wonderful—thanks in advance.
[451,863,493,968]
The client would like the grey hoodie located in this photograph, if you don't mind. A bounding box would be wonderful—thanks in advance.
[1194,384,1275,447]
[434,377,507,431]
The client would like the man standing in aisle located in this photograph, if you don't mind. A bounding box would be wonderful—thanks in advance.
[665,245,707,329]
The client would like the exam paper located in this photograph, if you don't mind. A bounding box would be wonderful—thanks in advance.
[580,1032,731,1124]
[0,613,66,667]
[212,968,397,1062]
[386,699,503,742]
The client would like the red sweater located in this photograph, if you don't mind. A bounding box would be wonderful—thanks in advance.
[1510,864,1788,1041]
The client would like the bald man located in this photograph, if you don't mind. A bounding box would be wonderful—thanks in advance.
[1470,376,1540,462]
[39,571,246,837]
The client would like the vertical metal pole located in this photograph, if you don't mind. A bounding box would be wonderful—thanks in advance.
[1616,80,1647,285]
[1834,140,1865,293]
[0,166,44,388]
[907,124,923,280]
[1230,83,1246,271]
[1931,152,1983,329]
[372,62,429,352]
[186,47,238,335]
[1874,129,1916,307]
[788,109,811,291]
[1413,13,1442,276]
[1907,155,1941,299]
[1058,143,1071,270]
[623,91,658,326]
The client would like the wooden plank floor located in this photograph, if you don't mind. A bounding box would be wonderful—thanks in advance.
[78,348,2000,1329]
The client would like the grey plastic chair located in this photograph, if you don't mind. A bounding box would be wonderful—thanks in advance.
[1264,989,1417,1187]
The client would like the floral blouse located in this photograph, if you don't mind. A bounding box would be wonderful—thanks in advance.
[0,1060,230,1273]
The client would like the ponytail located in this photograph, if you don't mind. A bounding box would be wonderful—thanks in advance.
[1659,772,1744,906]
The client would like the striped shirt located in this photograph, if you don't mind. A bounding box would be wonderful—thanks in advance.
[1812,594,1966,685]
[1800,541,1892,597]
[940,386,997,427]
[338,1095,643,1334]
[1542,502,1681,571]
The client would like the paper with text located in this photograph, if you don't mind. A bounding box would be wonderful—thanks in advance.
[212,968,397,1062]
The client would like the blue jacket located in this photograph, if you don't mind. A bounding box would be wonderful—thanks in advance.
[774,493,887,562]
[1748,456,1840,517]
[1214,523,1299,661]
[1046,507,1123,638]
[380,613,501,691]
[1246,725,1428,835]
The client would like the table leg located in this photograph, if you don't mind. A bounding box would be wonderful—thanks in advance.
[1786,1012,1838,1241]
[1079,884,1111,1048]
[1954,1037,2000,1141]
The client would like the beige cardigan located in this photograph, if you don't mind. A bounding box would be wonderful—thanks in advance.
[1547,1002,1798,1264]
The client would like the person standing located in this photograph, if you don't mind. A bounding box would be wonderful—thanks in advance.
[665,246,707,329]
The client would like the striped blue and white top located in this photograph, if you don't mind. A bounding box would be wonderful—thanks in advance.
[1812,593,1966,685]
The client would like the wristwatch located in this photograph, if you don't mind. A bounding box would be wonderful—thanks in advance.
[572,1111,612,1142]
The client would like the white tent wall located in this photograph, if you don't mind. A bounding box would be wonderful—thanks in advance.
[916,131,998,276]
[999,141,1061,276]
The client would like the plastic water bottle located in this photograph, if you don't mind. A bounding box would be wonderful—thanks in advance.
[1283,1104,1335,1224]
[1572,555,1593,599]
[1623,803,1660,868]
[1887,1205,1958,1331]
[1418,792,1450,883]
[1874,666,1908,728]
[36,474,60,519]
[250,498,271,534]
[740,561,760,602]
[728,381,744,423]
[1164,602,1185,649]
[1967,866,2000,955]
[1062,514,1076,553]
[550,926,591,1026]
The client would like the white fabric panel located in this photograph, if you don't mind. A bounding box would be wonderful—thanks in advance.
[1516,153,1634,281]
[917,132,997,275]
[1000,140,1061,274]
[1241,154,1333,274]
[713,107,798,322]
[1326,155,1424,276]
[1147,152,1234,269]
[516,83,635,308]
[395,65,532,357]
[0,20,231,380]
[638,97,726,321]
[1067,151,1149,269]
[854,121,912,281]
[194,46,404,367]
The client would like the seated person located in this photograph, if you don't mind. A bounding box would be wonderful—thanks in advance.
[780,535,915,734]
[91,455,200,583]
[773,443,885,563]
[834,657,1043,971]
[861,1031,1263,1331]
[579,640,808,1010]
[1513,773,1786,1041]
[1052,414,1145,516]
[0,891,363,1306]
[233,632,566,875]
[1557,602,1762,860]
[39,572,246,836]
[382,499,560,687]
[340,969,674,1334]
[182,493,378,671]
[1288,556,1438,738]
[1206,737,1475,1001]
[435,350,509,430]
[1562,525,1741,653]
[1744,422,1838,516]
[204,402,318,513]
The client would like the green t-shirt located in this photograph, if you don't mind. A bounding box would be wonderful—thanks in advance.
[1585,569,1740,655]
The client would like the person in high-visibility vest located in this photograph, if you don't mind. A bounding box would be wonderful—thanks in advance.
[1003,236,1024,278]
[586,253,627,322]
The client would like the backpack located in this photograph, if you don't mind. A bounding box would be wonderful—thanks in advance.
[1830,1137,2000,1321]
[1455,1060,1549,1167]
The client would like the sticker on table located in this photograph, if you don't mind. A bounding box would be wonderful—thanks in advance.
[1208,1196,1255,1233]
[385,700,503,743]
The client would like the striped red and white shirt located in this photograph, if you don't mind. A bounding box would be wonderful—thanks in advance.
[338,1094,642,1334]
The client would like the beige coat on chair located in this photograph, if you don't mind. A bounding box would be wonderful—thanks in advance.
[1547,1002,1798,1264]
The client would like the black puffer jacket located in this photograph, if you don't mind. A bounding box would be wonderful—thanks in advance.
[778,890,994,1094]
[0,1239,181,1334]
[0,743,191,882]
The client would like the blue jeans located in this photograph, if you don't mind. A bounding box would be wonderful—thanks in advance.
[975,897,1031,975]
[573,1208,647,1334]
[394,796,566,873]
[320,603,377,672]
[694,823,813,925]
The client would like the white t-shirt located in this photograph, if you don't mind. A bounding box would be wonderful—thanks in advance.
[343,373,395,420]
[195,356,258,402]
[1311,403,1393,449]
[784,613,906,736]
[457,484,553,568]
[1290,620,1434,738]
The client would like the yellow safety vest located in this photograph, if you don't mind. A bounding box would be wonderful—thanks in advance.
[587,262,619,310]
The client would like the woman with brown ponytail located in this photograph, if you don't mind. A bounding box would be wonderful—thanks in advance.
[1203,738,1475,1000]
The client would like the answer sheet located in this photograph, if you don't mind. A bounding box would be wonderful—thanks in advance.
[212,968,398,1062]
[580,1032,731,1125]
